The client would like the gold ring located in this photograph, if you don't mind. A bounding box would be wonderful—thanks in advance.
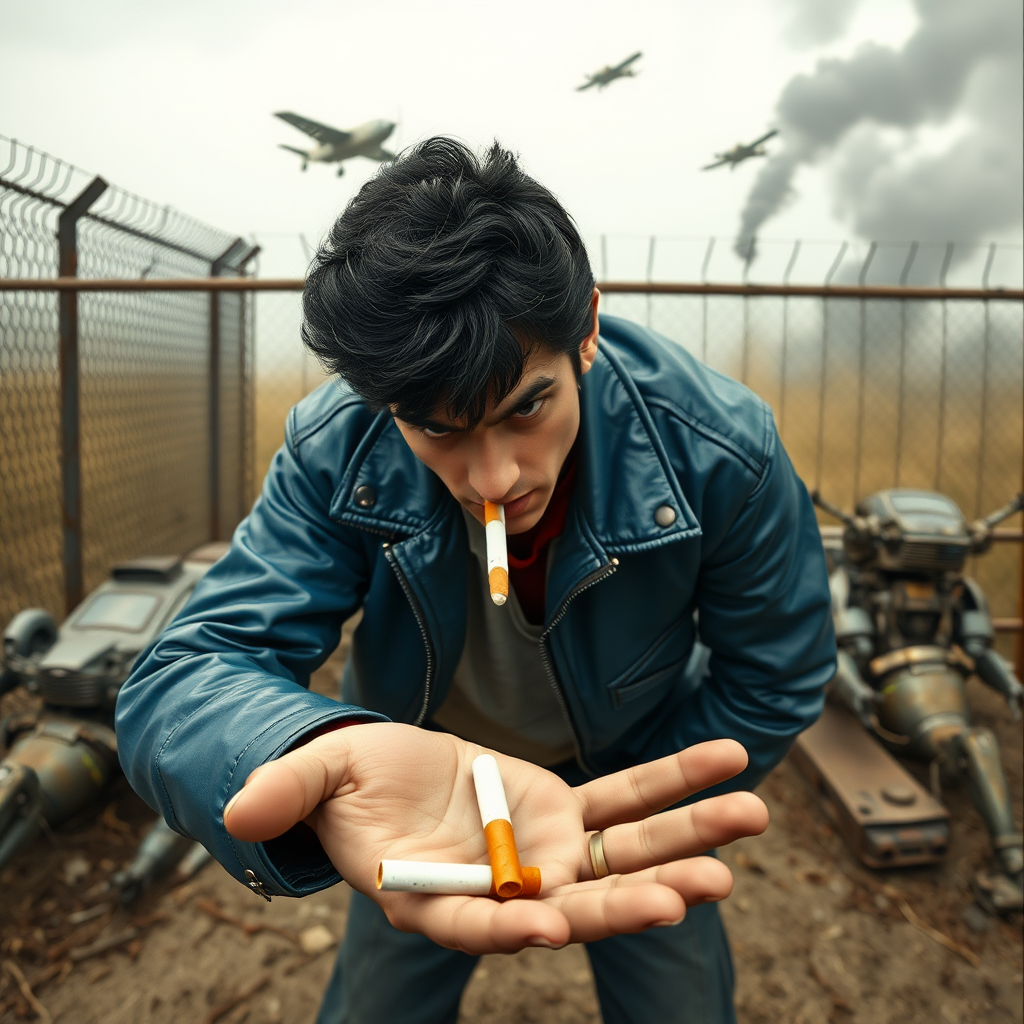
[588,830,610,879]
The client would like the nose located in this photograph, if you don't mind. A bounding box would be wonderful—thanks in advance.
[466,433,519,504]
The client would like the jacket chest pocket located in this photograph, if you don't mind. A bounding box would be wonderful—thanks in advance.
[605,613,695,710]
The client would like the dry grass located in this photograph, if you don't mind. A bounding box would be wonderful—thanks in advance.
[2,353,1020,630]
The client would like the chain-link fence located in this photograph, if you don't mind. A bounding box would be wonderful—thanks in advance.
[1,136,255,624]
[3,149,1020,660]
[248,279,1022,668]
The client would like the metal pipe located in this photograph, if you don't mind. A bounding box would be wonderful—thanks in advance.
[645,235,655,329]
[4,278,1020,300]
[57,175,108,615]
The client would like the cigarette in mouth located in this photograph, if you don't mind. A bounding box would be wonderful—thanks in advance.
[483,501,508,607]
[472,753,523,898]
[377,860,541,898]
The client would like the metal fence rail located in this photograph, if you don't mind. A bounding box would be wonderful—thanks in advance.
[1,136,255,624]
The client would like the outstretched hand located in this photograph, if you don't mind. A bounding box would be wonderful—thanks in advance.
[224,725,768,954]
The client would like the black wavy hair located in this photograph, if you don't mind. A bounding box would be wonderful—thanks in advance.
[301,137,595,427]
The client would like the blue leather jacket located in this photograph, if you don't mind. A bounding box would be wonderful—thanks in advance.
[116,315,836,898]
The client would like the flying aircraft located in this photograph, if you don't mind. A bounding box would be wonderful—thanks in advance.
[577,52,642,91]
[702,130,778,171]
[275,112,397,176]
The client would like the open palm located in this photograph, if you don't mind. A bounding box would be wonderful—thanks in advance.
[225,724,768,954]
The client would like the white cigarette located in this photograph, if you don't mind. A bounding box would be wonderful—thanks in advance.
[472,754,511,826]
[377,860,541,896]
[483,501,508,606]
[472,753,523,897]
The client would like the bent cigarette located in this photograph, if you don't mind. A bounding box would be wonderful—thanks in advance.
[483,501,508,606]
[377,860,541,898]
[472,753,523,897]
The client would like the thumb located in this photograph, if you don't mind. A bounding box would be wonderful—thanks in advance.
[223,747,337,842]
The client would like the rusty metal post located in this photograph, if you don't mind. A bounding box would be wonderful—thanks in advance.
[208,238,244,540]
[236,245,260,525]
[1018,465,1023,680]
[57,175,108,615]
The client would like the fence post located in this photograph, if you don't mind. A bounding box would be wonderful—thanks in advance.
[209,237,244,540]
[236,245,260,524]
[57,174,107,615]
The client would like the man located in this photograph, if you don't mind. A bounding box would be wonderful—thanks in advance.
[116,138,836,1023]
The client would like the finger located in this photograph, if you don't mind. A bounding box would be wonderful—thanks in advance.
[383,893,572,955]
[596,791,768,877]
[224,742,350,842]
[575,739,749,831]
[543,882,688,944]
[561,855,735,908]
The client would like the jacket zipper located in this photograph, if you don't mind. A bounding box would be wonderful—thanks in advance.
[382,542,434,726]
[539,558,619,773]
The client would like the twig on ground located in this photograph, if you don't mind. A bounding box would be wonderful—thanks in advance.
[25,962,68,990]
[202,973,270,1024]
[101,803,134,835]
[807,960,853,1013]
[68,927,139,962]
[195,899,299,944]
[2,959,52,1023]
[67,903,112,926]
[897,900,980,967]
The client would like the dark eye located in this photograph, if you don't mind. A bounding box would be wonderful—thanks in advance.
[420,425,454,439]
[513,398,545,420]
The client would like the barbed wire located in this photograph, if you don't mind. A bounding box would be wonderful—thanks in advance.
[0,134,239,268]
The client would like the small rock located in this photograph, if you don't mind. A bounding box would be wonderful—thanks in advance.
[299,924,336,955]
[822,924,844,940]
[736,898,751,913]
[873,893,889,910]
[961,903,992,934]
[811,907,827,923]
[63,856,91,886]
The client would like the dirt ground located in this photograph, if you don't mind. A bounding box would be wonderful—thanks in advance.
[1,640,1021,1024]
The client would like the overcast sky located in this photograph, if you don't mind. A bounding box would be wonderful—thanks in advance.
[2,0,1020,281]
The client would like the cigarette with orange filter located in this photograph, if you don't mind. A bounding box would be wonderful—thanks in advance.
[472,753,523,898]
[483,501,508,606]
[377,860,541,898]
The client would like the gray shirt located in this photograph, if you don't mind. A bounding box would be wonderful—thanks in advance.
[430,510,576,766]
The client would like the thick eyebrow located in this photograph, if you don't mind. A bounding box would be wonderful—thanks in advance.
[399,375,560,433]
[495,375,558,421]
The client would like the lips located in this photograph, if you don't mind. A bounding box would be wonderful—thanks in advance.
[503,491,534,518]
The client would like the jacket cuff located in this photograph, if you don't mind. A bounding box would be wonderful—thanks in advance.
[221,703,388,898]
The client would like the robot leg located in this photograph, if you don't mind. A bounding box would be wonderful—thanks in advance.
[951,726,1022,877]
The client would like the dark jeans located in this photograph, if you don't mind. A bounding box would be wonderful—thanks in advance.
[315,890,736,1024]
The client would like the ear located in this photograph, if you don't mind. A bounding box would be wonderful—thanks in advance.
[579,288,600,376]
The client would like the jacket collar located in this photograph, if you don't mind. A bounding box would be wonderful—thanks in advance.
[329,337,701,552]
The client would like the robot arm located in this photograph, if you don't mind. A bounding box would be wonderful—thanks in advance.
[830,648,878,730]
[829,588,879,730]
[957,580,1023,719]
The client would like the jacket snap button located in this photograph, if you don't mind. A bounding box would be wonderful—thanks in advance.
[354,485,377,508]
[654,505,676,527]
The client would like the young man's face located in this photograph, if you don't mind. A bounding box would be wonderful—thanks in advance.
[393,289,600,535]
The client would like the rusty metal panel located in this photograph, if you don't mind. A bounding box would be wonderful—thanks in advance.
[791,702,949,868]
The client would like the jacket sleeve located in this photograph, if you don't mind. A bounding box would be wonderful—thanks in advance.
[115,413,389,897]
[674,424,837,795]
